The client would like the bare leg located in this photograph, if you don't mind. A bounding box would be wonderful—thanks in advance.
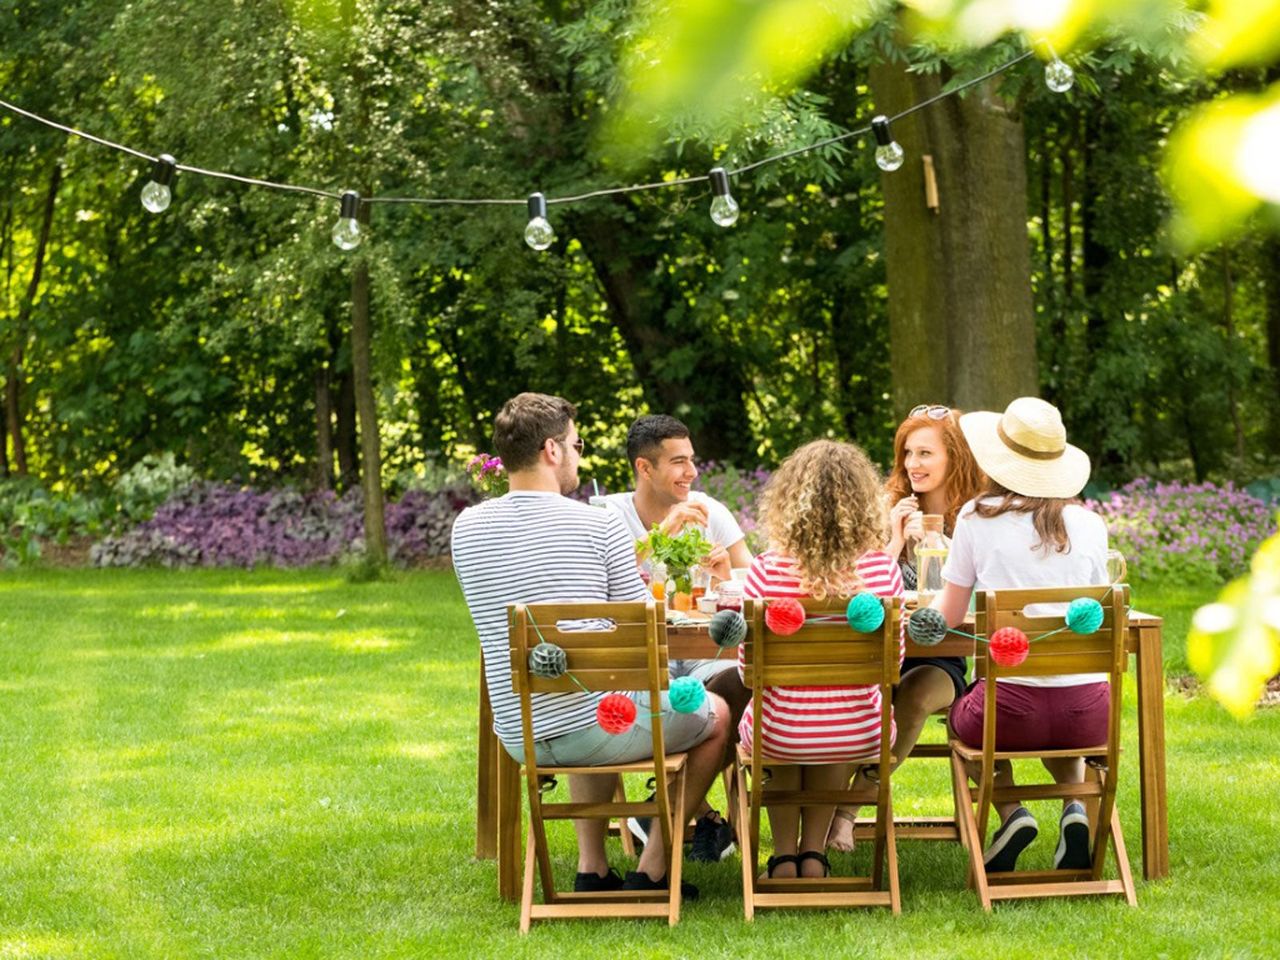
[828,666,956,851]
[800,763,855,876]
[963,758,1019,823]
[635,692,731,881]
[569,772,617,876]
[763,766,801,878]
[1044,756,1085,811]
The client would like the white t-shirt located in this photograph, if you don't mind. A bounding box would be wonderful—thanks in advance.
[943,498,1109,687]
[602,490,746,559]
[452,491,648,749]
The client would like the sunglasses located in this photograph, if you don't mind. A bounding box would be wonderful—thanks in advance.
[554,435,586,455]
[910,404,952,420]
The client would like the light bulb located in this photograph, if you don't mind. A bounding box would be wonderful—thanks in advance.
[1045,57,1075,93]
[871,116,904,172]
[525,192,554,250]
[142,154,176,213]
[332,190,362,250]
[708,167,740,227]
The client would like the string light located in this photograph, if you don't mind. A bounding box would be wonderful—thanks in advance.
[707,166,740,227]
[871,116,905,172]
[141,154,177,213]
[0,48,1039,243]
[331,190,362,250]
[524,192,554,250]
[1040,41,1075,93]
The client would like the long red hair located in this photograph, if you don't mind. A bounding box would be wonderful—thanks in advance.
[884,409,984,535]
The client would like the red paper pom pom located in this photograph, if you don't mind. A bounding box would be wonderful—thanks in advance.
[989,627,1030,668]
[765,598,807,636]
[596,694,637,735]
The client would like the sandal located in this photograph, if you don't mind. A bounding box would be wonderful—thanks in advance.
[765,854,799,879]
[798,850,831,878]
[825,808,857,854]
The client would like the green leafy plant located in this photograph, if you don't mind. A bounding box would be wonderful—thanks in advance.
[640,524,712,594]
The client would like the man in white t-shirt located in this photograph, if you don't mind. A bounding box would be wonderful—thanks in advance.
[604,414,753,862]
[602,414,753,580]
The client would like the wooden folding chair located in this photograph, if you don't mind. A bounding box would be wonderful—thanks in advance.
[735,595,903,918]
[950,585,1138,909]
[508,600,690,932]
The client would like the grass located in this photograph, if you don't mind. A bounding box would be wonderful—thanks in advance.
[0,568,1276,959]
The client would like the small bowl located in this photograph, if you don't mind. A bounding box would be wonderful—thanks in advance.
[697,595,718,614]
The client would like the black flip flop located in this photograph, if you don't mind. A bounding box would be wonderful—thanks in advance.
[798,849,831,877]
[766,853,800,878]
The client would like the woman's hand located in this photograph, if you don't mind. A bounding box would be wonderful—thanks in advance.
[700,544,732,581]
[886,496,918,559]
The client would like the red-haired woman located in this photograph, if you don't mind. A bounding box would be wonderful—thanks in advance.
[827,403,984,853]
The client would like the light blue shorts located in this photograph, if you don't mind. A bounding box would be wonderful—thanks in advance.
[502,690,718,766]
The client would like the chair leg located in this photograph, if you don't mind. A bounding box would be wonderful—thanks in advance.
[736,760,755,921]
[884,782,901,915]
[519,827,537,934]
[951,752,991,911]
[1110,805,1138,906]
[668,767,689,926]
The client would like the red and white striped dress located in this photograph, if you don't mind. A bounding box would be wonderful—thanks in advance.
[738,549,905,763]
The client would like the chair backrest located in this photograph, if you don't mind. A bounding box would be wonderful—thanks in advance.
[973,584,1129,764]
[742,595,901,689]
[507,600,669,778]
[974,585,1129,682]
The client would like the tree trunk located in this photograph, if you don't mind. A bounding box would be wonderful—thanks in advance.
[6,161,63,476]
[334,366,358,489]
[350,234,387,563]
[314,363,334,490]
[1263,233,1280,449]
[574,206,754,464]
[1221,247,1245,462]
[869,62,1038,418]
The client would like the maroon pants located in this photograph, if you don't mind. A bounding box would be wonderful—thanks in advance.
[949,681,1110,751]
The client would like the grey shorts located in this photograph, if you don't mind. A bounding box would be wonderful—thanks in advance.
[502,690,718,766]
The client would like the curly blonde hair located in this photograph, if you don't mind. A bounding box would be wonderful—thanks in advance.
[759,440,887,598]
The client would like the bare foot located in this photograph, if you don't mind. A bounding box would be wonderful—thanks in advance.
[826,809,856,853]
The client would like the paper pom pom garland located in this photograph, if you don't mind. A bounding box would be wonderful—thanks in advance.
[709,609,748,648]
[989,627,1030,667]
[1066,597,1105,635]
[669,676,707,714]
[765,598,807,635]
[528,641,568,679]
[597,693,638,735]
[846,592,886,633]
[907,607,949,646]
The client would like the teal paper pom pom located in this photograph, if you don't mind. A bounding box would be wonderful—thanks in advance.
[529,642,568,679]
[907,607,948,646]
[669,676,707,714]
[709,609,748,648]
[846,592,886,633]
[1066,597,1105,635]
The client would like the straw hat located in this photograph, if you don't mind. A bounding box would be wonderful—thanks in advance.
[959,397,1091,500]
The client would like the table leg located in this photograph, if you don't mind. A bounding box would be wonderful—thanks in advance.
[476,667,498,860]
[497,738,521,902]
[1135,624,1170,880]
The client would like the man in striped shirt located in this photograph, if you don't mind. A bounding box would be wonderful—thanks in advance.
[452,393,730,896]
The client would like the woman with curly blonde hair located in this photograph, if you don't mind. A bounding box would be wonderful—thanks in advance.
[738,440,904,879]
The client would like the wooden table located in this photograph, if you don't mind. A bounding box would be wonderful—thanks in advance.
[476,612,1168,901]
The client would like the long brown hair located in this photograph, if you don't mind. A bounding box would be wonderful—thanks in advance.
[972,480,1074,554]
[884,409,984,535]
[759,440,886,599]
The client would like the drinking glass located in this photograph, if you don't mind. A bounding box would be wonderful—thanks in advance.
[1106,549,1127,584]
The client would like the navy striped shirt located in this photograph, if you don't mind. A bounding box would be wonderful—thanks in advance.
[451,491,648,748]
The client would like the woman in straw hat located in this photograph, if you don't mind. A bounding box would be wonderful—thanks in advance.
[931,397,1109,874]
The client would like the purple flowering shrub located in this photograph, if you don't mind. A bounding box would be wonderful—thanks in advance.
[696,463,771,553]
[467,453,509,496]
[1086,479,1278,585]
[91,482,479,569]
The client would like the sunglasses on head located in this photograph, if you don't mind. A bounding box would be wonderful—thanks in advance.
[555,435,585,454]
[910,404,951,420]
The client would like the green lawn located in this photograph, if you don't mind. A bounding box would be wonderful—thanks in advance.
[0,568,1276,959]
